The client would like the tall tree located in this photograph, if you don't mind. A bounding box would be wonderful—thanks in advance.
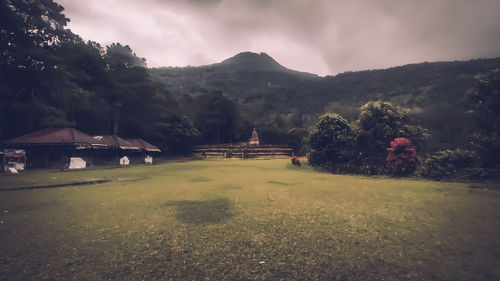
[0,0,76,66]
[0,0,80,140]
[286,128,308,156]
[353,101,428,174]
[467,71,500,168]
[309,113,353,172]
[101,43,148,135]
[189,91,246,144]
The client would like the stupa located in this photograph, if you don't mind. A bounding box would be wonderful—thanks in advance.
[248,128,260,145]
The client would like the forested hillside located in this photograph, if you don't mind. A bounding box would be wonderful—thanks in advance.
[151,54,500,151]
[0,0,199,152]
[2,0,499,156]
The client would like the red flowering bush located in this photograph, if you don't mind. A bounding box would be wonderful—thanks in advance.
[291,156,301,167]
[386,138,419,176]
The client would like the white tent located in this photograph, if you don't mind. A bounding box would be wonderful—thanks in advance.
[69,157,86,169]
[119,156,130,165]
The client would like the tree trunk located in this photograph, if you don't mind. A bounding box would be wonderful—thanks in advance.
[113,109,120,135]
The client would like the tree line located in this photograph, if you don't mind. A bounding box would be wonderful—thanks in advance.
[307,72,500,180]
[1,0,499,180]
[1,0,290,152]
[0,0,201,152]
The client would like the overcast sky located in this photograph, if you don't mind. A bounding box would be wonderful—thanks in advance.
[57,0,500,76]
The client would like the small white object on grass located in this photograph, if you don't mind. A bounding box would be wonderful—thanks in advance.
[259,261,265,264]
[7,167,18,174]
[69,157,86,169]
[120,156,130,165]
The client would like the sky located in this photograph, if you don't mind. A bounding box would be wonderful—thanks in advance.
[57,0,500,76]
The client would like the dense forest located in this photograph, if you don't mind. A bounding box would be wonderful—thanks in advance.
[1,0,499,178]
[0,0,202,152]
[151,53,500,152]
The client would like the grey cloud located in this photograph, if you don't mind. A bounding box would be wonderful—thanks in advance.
[318,0,500,73]
[57,0,500,76]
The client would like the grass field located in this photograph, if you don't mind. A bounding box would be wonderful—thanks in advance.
[1,159,499,280]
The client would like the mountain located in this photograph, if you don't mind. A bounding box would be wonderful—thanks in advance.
[150,52,500,150]
[149,51,320,101]
[150,51,500,112]
[219,52,286,72]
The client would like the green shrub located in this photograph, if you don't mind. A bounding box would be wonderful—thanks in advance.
[308,113,353,173]
[421,149,484,180]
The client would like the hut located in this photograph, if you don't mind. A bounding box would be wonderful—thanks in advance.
[3,128,97,169]
[249,128,260,145]
[125,138,161,164]
[91,135,141,165]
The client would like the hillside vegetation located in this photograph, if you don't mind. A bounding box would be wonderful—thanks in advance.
[151,53,500,150]
[2,0,499,178]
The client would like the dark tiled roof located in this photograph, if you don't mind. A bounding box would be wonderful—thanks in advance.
[125,138,161,152]
[92,135,140,150]
[5,128,96,146]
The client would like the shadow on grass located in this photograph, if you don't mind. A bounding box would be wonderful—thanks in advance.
[117,177,149,182]
[0,179,110,191]
[267,180,296,186]
[189,177,211,182]
[217,184,242,191]
[164,198,234,224]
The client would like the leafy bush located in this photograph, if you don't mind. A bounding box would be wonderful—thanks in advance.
[354,101,429,174]
[309,113,353,172]
[421,149,484,180]
[386,138,419,176]
[286,128,308,156]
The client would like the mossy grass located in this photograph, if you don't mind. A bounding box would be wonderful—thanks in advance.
[1,159,499,280]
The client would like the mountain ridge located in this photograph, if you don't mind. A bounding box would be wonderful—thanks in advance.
[152,51,500,78]
[149,52,500,150]
[150,52,500,108]
[220,52,283,69]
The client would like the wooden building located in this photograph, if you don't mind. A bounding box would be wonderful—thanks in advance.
[3,128,97,168]
[90,135,141,165]
[125,138,161,164]
[3,128,164,169]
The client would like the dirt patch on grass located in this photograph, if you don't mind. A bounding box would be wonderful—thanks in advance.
[469,184,500,190]
[0,179,110,191]
[217,184,242,191]
[189,177,211,182]
[267,180,296,186]
[2,201,60,214]
[164,198,235,224]
[117,177,149,182]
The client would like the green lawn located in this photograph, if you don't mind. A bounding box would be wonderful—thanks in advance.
[1,159,499,280]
